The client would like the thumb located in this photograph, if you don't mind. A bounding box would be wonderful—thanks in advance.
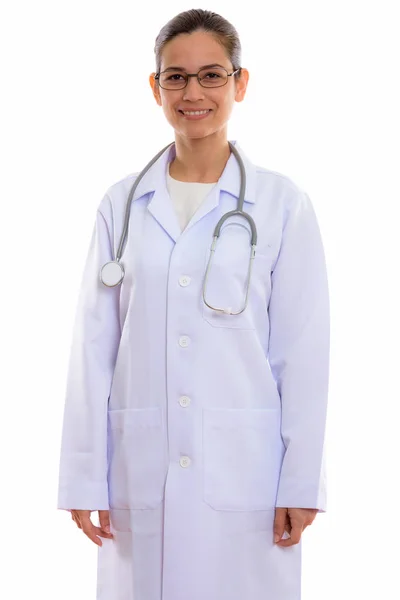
[98,510,111,533]
[273,507,287,543]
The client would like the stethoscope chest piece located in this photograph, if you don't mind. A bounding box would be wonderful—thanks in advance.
[100,261,125,287]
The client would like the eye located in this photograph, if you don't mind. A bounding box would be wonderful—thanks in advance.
[166,73,185,81]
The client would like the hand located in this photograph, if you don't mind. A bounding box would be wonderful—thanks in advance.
[273,507,318,547]
[70,510,114,546]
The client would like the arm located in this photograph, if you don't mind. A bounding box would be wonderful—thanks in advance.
[57,199,121,510]
[268,188,330,512]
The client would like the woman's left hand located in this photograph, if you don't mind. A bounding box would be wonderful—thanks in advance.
[273,507,319,547]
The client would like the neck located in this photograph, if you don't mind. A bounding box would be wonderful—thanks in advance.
[169,133,231,183]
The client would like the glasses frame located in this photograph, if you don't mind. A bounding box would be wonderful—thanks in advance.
[154,67,242,90]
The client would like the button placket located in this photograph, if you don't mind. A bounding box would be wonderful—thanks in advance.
[176,266,193,468]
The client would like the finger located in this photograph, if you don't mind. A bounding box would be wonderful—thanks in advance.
[98,510,113,537]
[273,508,287,543]
[73,515,82,529]
[93,524,114,539]
[284,513,292,534]
[302,520,310,532]
[71,511,82,529]
[302,511,317,530]
[277,523,302,547]
[80,514,104,547]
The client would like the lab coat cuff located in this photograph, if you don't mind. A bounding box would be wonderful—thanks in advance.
[57,480,109,511]
[275,480,327,513]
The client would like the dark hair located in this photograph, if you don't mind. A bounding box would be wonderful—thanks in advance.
[154,8,242,83]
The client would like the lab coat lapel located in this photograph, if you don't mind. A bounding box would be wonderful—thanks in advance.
[147,185,182,243]
[146,145,181,243]
[129,142,181,243]
[130,140,256,243]
[185,140,256,231]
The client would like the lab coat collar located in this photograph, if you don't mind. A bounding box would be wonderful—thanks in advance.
[132,140,257,242]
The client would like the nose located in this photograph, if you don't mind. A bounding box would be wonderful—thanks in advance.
[182,76,206,100]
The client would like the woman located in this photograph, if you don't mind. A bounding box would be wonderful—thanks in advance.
[57,8,330,600]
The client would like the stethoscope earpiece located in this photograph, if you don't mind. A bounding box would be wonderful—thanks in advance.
[100,261,125,287]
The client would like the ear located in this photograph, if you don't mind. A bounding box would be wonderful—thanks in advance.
[149,72,162,106]
[234,68,249,103]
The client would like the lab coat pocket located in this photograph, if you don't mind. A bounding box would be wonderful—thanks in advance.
[107,407,167,509]
[202,408,282,511]
[202,235,271,330]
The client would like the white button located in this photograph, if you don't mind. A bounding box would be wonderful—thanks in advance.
[179,276,191,287]
[179,336,190,347]
[180,456,191,468]
[179,396,191,407]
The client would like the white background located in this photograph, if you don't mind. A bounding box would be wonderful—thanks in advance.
[1,1,399,598]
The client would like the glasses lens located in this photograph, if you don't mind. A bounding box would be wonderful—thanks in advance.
[198,67,228,87]
[159,68,229,89]
[159,71,187,89]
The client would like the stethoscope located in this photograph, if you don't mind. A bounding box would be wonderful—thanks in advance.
[100,141,258,316]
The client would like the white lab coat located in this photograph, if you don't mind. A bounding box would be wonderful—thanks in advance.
[57,140,330,600]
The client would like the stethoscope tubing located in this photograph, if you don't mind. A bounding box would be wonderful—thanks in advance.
[100,140,258,312]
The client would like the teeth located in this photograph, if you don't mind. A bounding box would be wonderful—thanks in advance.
[183,110,210,115]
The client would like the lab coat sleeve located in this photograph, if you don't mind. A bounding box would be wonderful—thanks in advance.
[57,200,121,510]
[268,189,330,512]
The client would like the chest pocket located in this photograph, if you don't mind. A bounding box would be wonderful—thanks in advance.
[202,219,270,329]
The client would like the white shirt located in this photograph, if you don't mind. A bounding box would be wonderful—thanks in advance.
[166,164,218,231]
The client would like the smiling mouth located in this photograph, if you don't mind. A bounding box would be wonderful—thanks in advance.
[178,109,212,114]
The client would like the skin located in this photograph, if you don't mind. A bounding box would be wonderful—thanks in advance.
[70,510,113,546]
[70,30,319,548]
[148,29,249,183]
[273,507,319,547]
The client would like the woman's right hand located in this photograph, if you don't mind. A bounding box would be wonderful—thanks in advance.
[70,510,114,546]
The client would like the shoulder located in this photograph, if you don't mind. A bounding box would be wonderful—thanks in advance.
[106,171,141,196]
[255,164,307,197]
[254,164,312,217]
[96,171,141,224]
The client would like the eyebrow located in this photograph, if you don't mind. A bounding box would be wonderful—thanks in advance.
[162,63,226,72]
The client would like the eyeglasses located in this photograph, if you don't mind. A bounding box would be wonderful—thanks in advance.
[155,67,241,90]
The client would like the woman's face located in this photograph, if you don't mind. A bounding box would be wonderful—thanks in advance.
[149,30,249,140]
